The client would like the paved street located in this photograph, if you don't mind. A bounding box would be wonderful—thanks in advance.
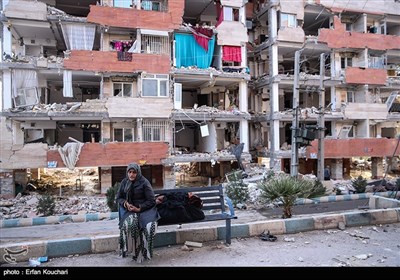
[3,222,399,268]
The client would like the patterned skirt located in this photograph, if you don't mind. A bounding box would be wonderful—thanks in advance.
[119,213,157,263]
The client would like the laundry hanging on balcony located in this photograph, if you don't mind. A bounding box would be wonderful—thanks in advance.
[222,46,242,62]
[174,33,215,69]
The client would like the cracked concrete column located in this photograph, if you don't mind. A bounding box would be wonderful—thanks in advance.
[371,157,384,179]
[239,80,249,153]
[331,159,343,180]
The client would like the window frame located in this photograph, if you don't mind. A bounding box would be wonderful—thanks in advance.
[113,127,135,142]
[280,13,297,28]
[141,74,169,97]
[113,82,133,97]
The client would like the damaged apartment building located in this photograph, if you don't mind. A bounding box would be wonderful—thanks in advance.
[0,0,399,198]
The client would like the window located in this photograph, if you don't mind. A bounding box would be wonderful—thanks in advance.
[142,0,166,11]
[141,34,170,54]
[223,7,240,22]
[113,83,133,97]
[142,120,168,142]
[280,13,297,28]
[113,128,134,142]
[341,57,352,69]
[114,0,133,8]
[14,87,40,108]
[347,91,355,103]
[368,56,385,69]
[142,74,168,97]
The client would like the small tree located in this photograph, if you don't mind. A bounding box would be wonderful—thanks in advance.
[106,182,120,212]
[225,170,249,207]
[36,194,56,216]
[352,175,367,193]
[257,175,326,218]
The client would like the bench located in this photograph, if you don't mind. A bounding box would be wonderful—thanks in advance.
[153,184,237,244]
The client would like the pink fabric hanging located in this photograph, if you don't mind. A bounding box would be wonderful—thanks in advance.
[193,27,213,51]
[222,46,242,62]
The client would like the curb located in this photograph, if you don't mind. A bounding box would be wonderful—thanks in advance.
[295,191,399,205]
[2,191,398,229]
[1,207,399,264]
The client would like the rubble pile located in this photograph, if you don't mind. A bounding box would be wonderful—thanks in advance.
[0,193,109,220]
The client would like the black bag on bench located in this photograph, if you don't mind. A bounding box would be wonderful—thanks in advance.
[156,192,205,225]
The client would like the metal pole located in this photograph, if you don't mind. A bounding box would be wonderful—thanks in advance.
[317,53,325,181]
[291,50,301,177]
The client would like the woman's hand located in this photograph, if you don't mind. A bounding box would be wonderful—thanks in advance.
[125,202,140,212]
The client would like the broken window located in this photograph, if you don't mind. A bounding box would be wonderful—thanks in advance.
[338,124,354,138]
[113,82,133,97]
[13,87,39,108]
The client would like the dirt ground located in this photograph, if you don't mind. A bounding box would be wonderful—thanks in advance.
[9,222,400,267]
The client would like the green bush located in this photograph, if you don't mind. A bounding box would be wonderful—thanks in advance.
[106,182,120,212]
[352,175,367,193]
[36,194,56,216]
[258,175,326,218]
[225,170,249,207]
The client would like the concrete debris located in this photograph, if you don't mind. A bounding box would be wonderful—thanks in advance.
[348,231,370,240]
[0,194,109,220]
[283,237,295,242]
[184,241,203,248]
[371,226,379,232]
[338,222,346,230]
[332,257,350,267]
[181,245,193,251]
[354,254,370,260]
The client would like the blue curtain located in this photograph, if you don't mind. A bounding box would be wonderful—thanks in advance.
[175,33,215,69]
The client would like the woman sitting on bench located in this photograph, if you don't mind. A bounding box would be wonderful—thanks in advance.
[116,162,160,262]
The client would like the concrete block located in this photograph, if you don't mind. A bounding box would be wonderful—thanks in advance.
[1,219,19,228]
[91,235,119,253]
[176,226,216,244]
[154,231,176,247]
[218,224,248,240]
[32,217,46,226]
[314,214,345,230]
[72,215,85,223]
[248,220,285,236]
[58,215,73,224]
[369,196,400,209]
[85,213,99,222]
[47,238,91,257]
[46,216,60,225]
[285,217,314,234]
[344,211,371,226]
[370,209,398,224]
[18,219,33,227]
[0,241,46,264]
